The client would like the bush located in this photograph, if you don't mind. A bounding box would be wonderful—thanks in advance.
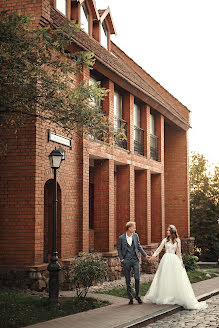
[68,253,108,299]
[183,254,199,271]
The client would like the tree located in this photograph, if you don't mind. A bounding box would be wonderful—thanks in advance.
[0,11,118,153]
[190,152,219,261]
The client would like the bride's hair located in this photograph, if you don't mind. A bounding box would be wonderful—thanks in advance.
[167,225,179,243]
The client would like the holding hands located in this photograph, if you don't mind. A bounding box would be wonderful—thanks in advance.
[145,255,155,262]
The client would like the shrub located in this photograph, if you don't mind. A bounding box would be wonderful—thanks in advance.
[183,254,199,271]
[68,253,108,299]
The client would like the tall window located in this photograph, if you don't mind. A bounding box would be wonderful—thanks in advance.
[150,114,156,135]
[134,103,144,155]
[114,91,127,149]
[114,91,123,119]
[101,20,108,49]
[56,0,67,16]
[134,104,141,128]
[89,76,101,109]
[150,113,158,160]
[81,2,89,34]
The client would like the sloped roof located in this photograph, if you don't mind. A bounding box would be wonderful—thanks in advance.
[98,7,116,34]
[51,7,190,130]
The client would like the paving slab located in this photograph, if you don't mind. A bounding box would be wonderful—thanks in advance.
[25,276,219,328]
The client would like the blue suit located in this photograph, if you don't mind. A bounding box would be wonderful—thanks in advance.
[117,233,147,300]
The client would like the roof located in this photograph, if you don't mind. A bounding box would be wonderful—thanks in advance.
[51,7,190,130]
[98,7,116,35]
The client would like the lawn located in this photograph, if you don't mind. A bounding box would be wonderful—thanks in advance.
[0,289,110,328]
[99,269,218,299]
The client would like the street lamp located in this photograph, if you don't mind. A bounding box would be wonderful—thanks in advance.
[48,147,63,304]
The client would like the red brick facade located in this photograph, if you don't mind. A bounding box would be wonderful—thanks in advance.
[0,0,192,287]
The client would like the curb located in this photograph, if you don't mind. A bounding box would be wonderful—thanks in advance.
[115,289,219,328]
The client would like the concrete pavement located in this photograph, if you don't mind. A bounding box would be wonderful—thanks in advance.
[25,276,219,328]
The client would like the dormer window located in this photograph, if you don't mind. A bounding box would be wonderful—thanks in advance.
[81,2,89,34]
[56,0,67,16]
[101,20,108,49]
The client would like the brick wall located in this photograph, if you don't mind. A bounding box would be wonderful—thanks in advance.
[164,123,190,238]
[0,119,36,266]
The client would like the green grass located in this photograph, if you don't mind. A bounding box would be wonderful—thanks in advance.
[99,269,218,299]
[197,264,219,269]
[0,289,110,328]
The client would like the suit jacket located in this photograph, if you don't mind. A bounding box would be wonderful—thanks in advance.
[117,233,147,262]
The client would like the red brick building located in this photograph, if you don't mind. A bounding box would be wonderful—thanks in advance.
[0,0,193,289]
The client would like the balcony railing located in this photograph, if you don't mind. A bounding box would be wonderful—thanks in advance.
[134,126,144,156]
[150,134,158,161]
[114,117,127,149]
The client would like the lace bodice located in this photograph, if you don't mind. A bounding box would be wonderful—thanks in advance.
[153,237,183,262]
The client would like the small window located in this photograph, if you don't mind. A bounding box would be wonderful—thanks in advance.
[56,0,67,16]
[101,20,108,49]
[81,2,89,34]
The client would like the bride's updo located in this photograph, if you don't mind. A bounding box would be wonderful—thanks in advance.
[167,224,179,243]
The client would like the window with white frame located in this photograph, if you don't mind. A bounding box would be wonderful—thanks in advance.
[56,0,67,16]
[81,2,89,34]
[101,20,108,49]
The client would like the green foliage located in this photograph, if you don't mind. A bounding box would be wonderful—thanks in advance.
[182,254,198,271]
[190,152,219,261]
[0,289,109,328]
[0,11,118,152]
[68,252,108,299]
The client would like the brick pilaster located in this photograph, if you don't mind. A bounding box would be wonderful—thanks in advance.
[123,93,134,152]
[116,164,135,238]
[94,159,114,252]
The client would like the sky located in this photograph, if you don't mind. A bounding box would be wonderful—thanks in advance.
[95,0,219,168]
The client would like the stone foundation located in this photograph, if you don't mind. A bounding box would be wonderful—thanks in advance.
[0,240,195,291]
[101,251,123,280]
[181,237,195,255]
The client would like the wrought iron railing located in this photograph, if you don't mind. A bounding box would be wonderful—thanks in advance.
[134,126,144,156]
[150,134,158,161]
[114,117,127,149]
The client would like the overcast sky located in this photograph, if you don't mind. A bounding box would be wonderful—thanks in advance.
[95,0,219,167]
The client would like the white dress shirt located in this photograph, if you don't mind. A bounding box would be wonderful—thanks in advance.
[126,233,133,246]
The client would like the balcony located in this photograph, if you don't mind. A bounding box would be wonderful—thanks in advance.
[114,117,127,149]
[134,126,144,156]
[150,134,158,161]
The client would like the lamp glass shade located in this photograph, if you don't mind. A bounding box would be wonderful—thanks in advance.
[49,149,63,169]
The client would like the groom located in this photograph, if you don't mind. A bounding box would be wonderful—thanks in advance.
[117,221,150,304]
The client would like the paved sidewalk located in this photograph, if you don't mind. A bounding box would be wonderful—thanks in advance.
[25,277,219,328]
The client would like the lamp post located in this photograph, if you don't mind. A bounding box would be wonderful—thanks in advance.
[48,147,63,304]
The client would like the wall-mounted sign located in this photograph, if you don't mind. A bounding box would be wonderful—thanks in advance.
[48,130,72,148]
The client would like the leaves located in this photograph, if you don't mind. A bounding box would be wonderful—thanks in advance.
[68,253,108,299]
[190,152,219,261]
[0,11,114,150]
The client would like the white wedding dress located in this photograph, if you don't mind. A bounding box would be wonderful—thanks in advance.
[143,238,208,310]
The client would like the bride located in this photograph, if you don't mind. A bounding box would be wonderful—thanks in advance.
[143,225,208,310]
